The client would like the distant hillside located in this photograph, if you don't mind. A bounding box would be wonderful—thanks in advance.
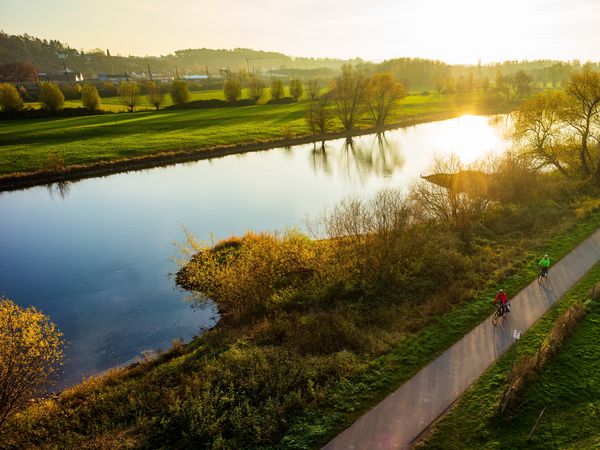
[0,32,361,78]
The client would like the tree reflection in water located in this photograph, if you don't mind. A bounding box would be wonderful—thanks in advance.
[310,133,405,184]
[46,180,72,200]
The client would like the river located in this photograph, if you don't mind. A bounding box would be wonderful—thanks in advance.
[0,114,511,387]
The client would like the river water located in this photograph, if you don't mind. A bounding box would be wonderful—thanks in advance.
[0,114,511,387]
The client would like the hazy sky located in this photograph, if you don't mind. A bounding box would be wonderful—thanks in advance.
[2,0,599,64]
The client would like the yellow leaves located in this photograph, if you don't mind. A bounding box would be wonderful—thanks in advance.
[0,297,64,426]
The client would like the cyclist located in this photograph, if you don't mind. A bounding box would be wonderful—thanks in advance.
[539,254,551,278]
[493,289,509,315]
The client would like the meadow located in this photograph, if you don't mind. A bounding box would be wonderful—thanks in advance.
[0,91,503,177]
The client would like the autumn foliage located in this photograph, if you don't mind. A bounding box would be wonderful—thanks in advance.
[0,298,63,428]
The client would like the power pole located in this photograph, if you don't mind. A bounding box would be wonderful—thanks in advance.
[205,65,210,79]
[175,66,180,80]
[148,63,153,81]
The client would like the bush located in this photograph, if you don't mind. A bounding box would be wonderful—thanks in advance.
[80,83,101,111]
[0,297,63,428]
[118,81,140,112]
[270,79,284,101]
[170,80,190,106]
[38,82,64,112]
[0,83,23,111]
[289,79,303,101]
[224,78,242,102]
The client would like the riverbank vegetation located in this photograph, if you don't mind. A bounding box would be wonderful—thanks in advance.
[3,133,600,447]
[418,263,600,449]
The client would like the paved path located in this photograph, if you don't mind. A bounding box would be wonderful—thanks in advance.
[324,228,600,450]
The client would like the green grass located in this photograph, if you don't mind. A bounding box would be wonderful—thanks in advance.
[418,262,600,450]
[280,205,600,448]
[0,92,501,176]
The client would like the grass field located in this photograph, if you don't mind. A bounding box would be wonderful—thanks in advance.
[0,92,500,176]
[418,262,600,450]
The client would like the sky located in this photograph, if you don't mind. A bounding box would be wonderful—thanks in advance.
[2,0,600,64]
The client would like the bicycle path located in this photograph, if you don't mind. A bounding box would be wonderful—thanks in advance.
[324,228,600,450]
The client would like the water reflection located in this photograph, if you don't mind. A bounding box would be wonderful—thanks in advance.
[46,180,72,200]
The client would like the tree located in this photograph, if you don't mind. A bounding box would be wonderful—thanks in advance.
[480,76,490,94]
[495,71,514,103]
[411,155,492,241]
[513,70,533,100]
[0,83,23,111]
[0,297,63,428]
[331,64,368,131]
[289,79,303,101]
[562,69,600,179]
[247,75,264,103]
[306,94,333,135]
[118,81,140,112]
[224,78,241,102]
[307,79,320,100]
[270,78,284,101]
[0,62,37,82]
[147,81,165,110]
[170,80,190,106]
[514,92,570,176]
[80,83,101,111]
[366,73,406,128]
[38,81,64,112]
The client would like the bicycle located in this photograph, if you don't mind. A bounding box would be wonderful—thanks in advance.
[492,303,510,326]
[538,266,549,284]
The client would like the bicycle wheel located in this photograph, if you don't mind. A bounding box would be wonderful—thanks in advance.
[492,310,500,326]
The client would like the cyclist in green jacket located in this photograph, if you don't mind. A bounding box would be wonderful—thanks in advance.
[539,254,551,278]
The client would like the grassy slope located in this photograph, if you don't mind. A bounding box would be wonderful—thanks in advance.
[418,262,600,450]
[0,92,498,176]
[3,195,600,449]
[280,204,600,448]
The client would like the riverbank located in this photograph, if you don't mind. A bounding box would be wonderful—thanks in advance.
[0,94,511,191]
[3,166,600,448]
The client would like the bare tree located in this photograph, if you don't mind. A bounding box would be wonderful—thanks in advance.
[366,73,406,128]
[247,75,264,103]
[307,79,320,100]
[513,91,570,176]
[561,69,600,179]
[411,154,493,239]
[331,65,368,131]
[306,94,333,135]
[270,78,284,101]
[118,81,140,112]
[289,79,304,101]
[223,78,241,102]
[146,81,165,110]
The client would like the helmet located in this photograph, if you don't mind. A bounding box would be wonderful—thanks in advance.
[544,254,548,257]
[499,289,504,292]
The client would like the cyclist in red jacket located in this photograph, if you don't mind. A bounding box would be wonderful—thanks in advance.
[494,289,509,315]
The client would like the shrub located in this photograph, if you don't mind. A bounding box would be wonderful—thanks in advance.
[289,79,303,101]
[224,78,241,102]
[38,81,64,112]
[270,78,284,101]
[118,81,140,112]
[0,297,63,428]
[80,83,101,111]
[146,81,165,110]
[0,83,23,111]
[170,80,190,106]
